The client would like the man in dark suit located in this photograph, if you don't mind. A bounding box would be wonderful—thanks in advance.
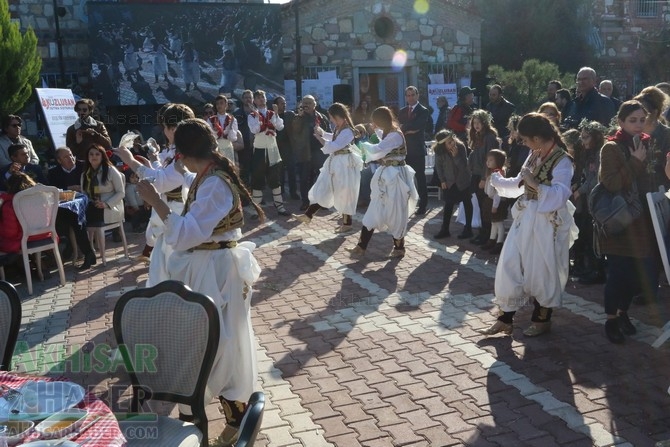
[1,143,47,190]
[398,86,432,216]
[47,146,96,269]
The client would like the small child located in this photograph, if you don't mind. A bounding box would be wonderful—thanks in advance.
[482,149,508,254]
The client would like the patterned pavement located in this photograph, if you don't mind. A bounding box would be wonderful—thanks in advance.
[6,198,670,446]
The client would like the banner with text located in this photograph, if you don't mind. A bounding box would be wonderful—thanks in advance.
[427,83,458,129]
[36,88,78,149]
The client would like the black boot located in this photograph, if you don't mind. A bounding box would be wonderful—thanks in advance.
[457,227,473,239]
[434,229,451,239]
[79,252,97,270]
[605,318,625,344]
[617,312,637,335]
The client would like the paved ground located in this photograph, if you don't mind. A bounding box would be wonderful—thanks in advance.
[5,197,670,447]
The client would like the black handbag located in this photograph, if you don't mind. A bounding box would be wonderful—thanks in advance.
[588,180,642,238]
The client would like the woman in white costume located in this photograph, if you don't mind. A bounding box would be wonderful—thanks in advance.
[115,104,195,284]
[348,106,419,258]
[479,113,578,337]
[137,118,263,443]
[293,102,363,232]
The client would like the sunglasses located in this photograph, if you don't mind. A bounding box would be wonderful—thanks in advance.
[10,123,21,128]
[76,108,90,112]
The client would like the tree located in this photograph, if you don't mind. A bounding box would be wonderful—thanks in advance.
[637,28,670,86]
[0,0,42,117]
[476,0,593,73]
[487,59,574,113]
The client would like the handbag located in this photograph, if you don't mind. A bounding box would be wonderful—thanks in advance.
[588,180,642,238]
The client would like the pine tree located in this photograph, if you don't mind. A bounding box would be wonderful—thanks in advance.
[0,0,42,117]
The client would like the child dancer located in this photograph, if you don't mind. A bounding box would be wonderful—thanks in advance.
[482,149,508,254]
[209,95,239,164]
[293,103,363,232]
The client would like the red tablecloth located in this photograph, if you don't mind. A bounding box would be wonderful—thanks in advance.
[0,373,126,446]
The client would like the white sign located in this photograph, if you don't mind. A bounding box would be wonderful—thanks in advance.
[35,88,78,149]
[427,83,458,128]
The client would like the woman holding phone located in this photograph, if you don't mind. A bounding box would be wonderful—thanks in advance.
[597,100,658,344]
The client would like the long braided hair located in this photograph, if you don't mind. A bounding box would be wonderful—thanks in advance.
[173,118,264,222]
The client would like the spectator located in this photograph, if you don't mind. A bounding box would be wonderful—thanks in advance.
[0,173,53,254]
[538,102,562,128]
[65,98,112,161]
[634,86,670,190]
[544,80,562,103]
[486,84,515,142]
[563,67,616,129]
[291,95,330,210]
[597,101,658,343]
[48,147,97,269]
[81,144,125,269]
[398,86,433,216]
[447,87,476,143]
[434,96,450,133]
[274,95,300,200]
[599,80,623,112]
[353,99,372,126]
[432,129,473,240]
[555,89,573,128]
[0,115,39,167]
[1,143,47,189]
[467,109,499,245]
[505,115,530,179]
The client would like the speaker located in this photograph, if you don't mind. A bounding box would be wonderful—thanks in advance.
[470,71,489,96]
[333,84,353,107]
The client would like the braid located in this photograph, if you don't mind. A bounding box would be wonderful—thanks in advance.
[212,152,265,223]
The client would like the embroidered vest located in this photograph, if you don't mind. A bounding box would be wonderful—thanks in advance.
[524,148,567,200]
[183,168,244,249]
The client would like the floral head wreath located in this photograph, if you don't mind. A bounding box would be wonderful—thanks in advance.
[578,118,608,136]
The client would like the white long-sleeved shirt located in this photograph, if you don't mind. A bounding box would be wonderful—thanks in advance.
[361,130,404,162]
[320,128,355,155]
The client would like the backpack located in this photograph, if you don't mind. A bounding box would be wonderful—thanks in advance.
[588,181,642,238]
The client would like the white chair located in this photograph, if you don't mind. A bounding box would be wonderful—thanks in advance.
[114,280,221,447]
[0,280,21,371]
[87,220,129,266]
[13,184,66,295]
[646,186,670,348]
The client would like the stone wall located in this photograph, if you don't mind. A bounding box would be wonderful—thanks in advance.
[280,0,482,83]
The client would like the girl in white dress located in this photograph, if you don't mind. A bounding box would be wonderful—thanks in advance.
[293,102,364,232]
[479,113,578,337]
[209,95,239,164]
[348,106,419,258]
[137,118,264,444]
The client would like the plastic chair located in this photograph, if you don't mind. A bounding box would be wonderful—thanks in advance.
[234,392,265,447]
[114,280,221,447]
[646,186,670,348]
[88,221,129,266]
[0,281,21,371]
[13,184,66,295]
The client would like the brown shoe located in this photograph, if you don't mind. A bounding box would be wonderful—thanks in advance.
[478,320,513,336]
[347,245,365,258]
[523,322,551,337]
[481,239,496,250]
[292,214,311,224]
[334,224,353,233]
[390,248,405,258]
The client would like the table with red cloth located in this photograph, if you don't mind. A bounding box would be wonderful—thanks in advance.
[0,372,127,446]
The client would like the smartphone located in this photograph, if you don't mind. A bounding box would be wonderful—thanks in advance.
[633,134,641,149]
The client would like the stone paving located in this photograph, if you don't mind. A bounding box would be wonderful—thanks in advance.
[5,199,670,446]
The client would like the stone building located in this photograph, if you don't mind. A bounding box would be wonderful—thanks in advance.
[589,0,670,98]
[280,0,482,109]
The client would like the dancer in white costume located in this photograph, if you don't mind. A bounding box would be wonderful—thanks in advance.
[479,113,578,338]
[348,106,419,258]
[116,104,195,284]
[293,102,364,233]
[208,95,239,164]
[137,118,264,444]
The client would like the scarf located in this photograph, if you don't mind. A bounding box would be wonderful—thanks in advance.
[85,167,101,199]
[74,116,97,130]
[607,129,651,147]
[253,109,275,136]
[210,114,232,139]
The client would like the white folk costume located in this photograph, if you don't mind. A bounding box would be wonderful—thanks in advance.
[360,130,419,238]
[163,165,259,407]
[308,127,363,216]
[490,149,578,312]
[209,113,239,163]
[136,145,187,285]
[248,108,289,216]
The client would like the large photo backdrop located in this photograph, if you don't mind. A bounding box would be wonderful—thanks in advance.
[87,2,284,106]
